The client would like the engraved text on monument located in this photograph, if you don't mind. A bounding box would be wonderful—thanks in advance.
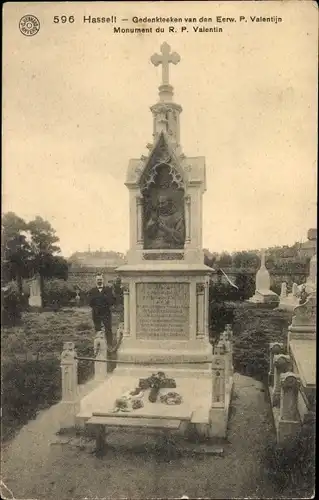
[136,283,189,339]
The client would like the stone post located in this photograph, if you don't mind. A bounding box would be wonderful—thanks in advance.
[93,332,107,381]
[123,284,130,338]
[277,372,301,444]
[220,325,233,378]
[268,342,284,386]
[280,372,301,421]
[196,283,205,339]
[272,354,292,407]
[211,356,225,404]
[61,342,78,402]
[60,342,78,428]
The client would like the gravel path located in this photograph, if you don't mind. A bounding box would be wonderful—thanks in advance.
[2,373,277,500]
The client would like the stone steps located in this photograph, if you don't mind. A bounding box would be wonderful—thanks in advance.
[87,415,181,429]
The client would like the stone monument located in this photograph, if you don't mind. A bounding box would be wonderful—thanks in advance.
[278,281,300,311]
[28,275,42,308]
[248,250,279,305]
[116,42,213,369]
[280,229,317,310]
[303,230,316,295]
[76,43,231,440]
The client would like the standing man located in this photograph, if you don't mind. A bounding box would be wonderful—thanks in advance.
[89,275,115,348]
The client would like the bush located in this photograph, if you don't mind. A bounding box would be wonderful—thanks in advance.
[42,279,76,309]
[209,301,235,342]
[1,282,22,326]
[209,281,240,302]
[235,272,255,300]
[232,306,290,382]
[1,358,61,441]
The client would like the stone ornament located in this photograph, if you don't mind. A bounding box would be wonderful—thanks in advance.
[269,342,284,356]
[196,283,205,294]
[273,354,292,372]
[94,331,107,356]
[292,295,316,326]
[61,342,76,361]
[280,372,301,390]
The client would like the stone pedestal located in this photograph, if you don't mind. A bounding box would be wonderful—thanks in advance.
[116,268,212,372]
[277,372,301,444]
[272,354,292,407]
[60,342,79,427]
[94,332,107,381]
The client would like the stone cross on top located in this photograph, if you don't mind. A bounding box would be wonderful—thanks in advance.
[260,249,266,267]
[151,42,181,86]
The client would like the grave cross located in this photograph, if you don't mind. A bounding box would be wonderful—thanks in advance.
[139,371,176,403]
[151,42,181,86]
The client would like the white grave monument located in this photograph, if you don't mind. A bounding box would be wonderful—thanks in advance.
[76,43,232,439]
[28,275,42,308]
[248,250,279,305]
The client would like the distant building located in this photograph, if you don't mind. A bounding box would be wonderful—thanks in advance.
[68,251,125,269]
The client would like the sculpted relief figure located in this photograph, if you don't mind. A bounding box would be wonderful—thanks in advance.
[144,194,185,249]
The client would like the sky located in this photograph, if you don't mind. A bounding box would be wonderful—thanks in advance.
[3,1,318,257]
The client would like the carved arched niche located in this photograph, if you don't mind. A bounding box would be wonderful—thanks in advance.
[141,162,185,250]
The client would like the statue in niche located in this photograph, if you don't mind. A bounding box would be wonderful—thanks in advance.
[143,164,185,250]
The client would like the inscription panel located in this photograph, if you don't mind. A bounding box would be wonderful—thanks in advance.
[136,283,189,339]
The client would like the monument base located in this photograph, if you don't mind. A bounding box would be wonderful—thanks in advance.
[248,289,279,305]
[28,296,42,308]
[278,294,299,311]
[117,338,213,376]
[76,366,219,438]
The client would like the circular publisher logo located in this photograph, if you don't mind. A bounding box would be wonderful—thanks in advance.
[19,15,40,36]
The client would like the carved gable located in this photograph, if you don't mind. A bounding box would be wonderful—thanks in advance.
[140,132,184,193]
[140,134,186,250]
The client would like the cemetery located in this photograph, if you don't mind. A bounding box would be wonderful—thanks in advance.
[1,41,316,500]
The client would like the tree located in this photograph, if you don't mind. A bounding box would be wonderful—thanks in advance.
[27,216,67,306]
[218,252,233,267]
[203,249,219,268]
[235,272,255,300]
[1,212,31,294]
[232,251,259,270]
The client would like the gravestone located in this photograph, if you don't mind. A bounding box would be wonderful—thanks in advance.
[28,275,42,308]
[248,250,279,305]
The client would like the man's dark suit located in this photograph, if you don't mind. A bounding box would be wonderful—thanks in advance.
[89,285,115,346]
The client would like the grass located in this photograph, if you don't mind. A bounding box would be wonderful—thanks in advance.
[1,306,123,442]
